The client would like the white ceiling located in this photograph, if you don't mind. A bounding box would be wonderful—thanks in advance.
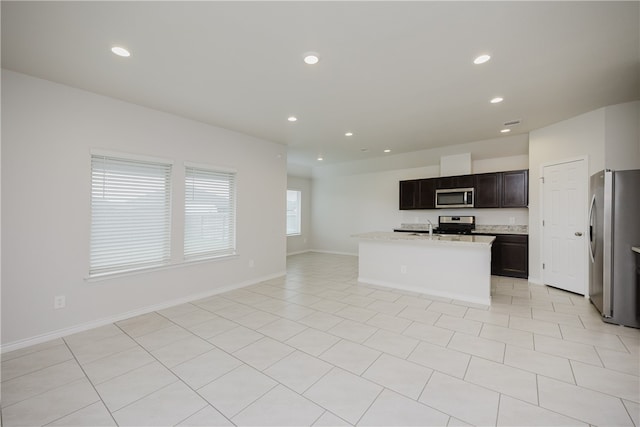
[2,1,639,168]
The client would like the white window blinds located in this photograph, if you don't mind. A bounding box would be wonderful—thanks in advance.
[184,166,236,260]
[90,154,172,277]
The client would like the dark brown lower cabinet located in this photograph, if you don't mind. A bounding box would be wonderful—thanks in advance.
[482,234,529,279]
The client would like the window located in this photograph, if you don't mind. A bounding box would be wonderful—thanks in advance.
[286,189,301,236]
[90,154,172,277]
[184,165,236,260]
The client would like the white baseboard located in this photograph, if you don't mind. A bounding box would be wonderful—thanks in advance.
[310,249,358,257]
[528,276,543,285]
[286,250,312,256]
[1,270,286,354]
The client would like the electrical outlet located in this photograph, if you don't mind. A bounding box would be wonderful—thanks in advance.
[509,217,516,225]
[400,265,407,274]
[249,259,255,268]
[54,295,66,309]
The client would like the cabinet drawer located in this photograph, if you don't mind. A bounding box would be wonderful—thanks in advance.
[495,234,528,244]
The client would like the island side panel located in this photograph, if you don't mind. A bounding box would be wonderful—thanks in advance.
[357,239,491,305]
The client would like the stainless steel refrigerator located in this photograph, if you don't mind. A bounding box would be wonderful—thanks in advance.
[589,169,640,328]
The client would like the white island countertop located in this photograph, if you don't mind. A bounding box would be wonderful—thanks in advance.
[633,247,640,254]
[352,231,495,247]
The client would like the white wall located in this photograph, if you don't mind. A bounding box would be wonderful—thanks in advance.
[311,147,529,255]
[313,134,528,179]
[528,100,640,285]
[604,101,640,171]
[0,68,3,351]
[1,71,287,348]
[313,167,431,255]
[528,108,605,284]
[287,175,312,255]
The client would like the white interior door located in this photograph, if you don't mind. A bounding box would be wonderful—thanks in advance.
[542,159,587,294]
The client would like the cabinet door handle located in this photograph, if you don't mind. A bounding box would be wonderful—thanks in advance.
[575,232,583,236]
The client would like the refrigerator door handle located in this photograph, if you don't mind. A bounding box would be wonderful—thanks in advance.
[602,170,613,318]
[588,194,596,263]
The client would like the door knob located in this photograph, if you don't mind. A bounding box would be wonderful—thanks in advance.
[575,232,583,236]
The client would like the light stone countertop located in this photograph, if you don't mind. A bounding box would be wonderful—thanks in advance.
[352,231,495,247]
[472,225,528,235]
[633,247,640,254]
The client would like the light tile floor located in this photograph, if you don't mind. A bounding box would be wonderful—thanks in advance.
[2,252,639,426]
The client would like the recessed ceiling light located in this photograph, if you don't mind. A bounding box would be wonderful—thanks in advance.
[473,54,491,65]
[287,116,297,122]
[317,156,324,161]
[384,149,391,153]
[500,128,511,133]
[111,46,131,57]
[490,97,504,104]
[303,52,320,65]
[345,132,353,137]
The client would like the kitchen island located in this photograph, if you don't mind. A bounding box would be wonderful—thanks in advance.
[352,232,496,305]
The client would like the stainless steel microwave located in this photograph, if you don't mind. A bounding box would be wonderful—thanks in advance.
[435,188,474,208]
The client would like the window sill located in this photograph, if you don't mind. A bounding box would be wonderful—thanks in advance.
[85,253,238,283]
[287,233,302,237]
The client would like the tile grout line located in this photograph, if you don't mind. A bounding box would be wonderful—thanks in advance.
[58,339,119,426]
[353,386,385,426]
[496,392,503,425]
[1,341,68,364]
[41,395,108,426]
[112,322,235,425]
[155,305,360,423]
[504,391,596,425]
[0,356,73,390]
[225,361,340,423]
[171,405,228,427]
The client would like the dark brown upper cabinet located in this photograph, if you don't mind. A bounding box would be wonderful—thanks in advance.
[501,170,529,208]
[417,179,436,209]
[399,169,528,210]
[399,178,436,209]
[399,180,419,209]
[474,170,528,209]
[474,173,502,208]
[436,175,474,189]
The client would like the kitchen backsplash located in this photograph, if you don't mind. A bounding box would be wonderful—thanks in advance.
[399,223,528,235]
[400,208,529,228]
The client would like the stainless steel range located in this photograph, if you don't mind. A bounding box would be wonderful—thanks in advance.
[434,216,475,235]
